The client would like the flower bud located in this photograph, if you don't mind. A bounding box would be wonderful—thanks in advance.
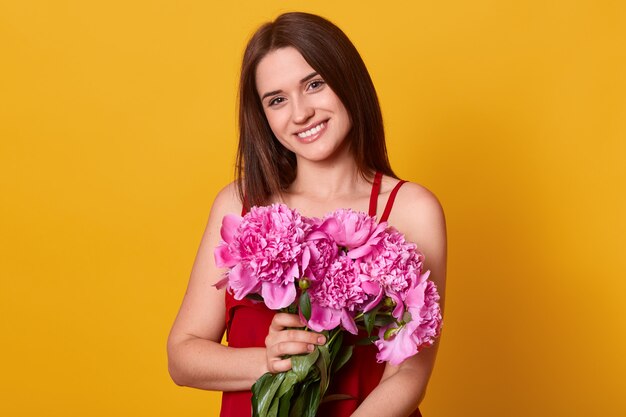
[383,326,400,340]
[383,297,396,308]
[298,277,311,290]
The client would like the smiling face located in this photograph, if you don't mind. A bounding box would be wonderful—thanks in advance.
[255,47,352,164]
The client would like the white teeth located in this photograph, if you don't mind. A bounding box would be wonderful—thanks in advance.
[297,122,325,138]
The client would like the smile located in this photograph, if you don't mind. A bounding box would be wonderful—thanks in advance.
[296,121,326,139]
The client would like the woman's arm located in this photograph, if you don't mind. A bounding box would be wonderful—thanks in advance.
[166,183,267,391]
[166,183,324,392]
[352,183,447,416]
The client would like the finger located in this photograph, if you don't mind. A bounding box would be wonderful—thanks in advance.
[268,341,315,358]
[266,329,326,346]
[269,358,293,373]
[270,313,306,330]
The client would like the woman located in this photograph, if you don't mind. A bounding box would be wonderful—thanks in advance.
[167,12,446,417]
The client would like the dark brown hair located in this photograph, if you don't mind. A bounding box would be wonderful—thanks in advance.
[236,12,396,207]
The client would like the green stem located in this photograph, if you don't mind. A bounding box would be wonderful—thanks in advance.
[327,328,341,346]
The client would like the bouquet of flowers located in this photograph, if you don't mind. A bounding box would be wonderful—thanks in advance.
[215,204,442,417]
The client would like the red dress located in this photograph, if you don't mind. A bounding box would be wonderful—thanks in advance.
[220,173,422,417]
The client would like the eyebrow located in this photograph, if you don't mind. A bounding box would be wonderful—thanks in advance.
[260,71,319,101]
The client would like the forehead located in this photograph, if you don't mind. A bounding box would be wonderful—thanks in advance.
[255,47,316,94]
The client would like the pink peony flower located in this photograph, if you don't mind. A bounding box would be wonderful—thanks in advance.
[317,209,388,259]
[214,204,310,309]
[302,218,340,282]
[307,256,371,334]
[374,271,442,365]
[359,228,425,318]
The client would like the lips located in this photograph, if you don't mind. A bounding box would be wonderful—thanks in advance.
[294,120,328,142]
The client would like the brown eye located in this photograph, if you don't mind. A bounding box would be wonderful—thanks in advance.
[307,80,325,90]
[268,97,285,106]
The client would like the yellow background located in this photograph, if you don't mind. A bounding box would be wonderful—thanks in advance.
[1,0,625,416]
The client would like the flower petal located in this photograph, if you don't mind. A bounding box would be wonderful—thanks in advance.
[307,304,340,332]
[301,246,311,275]
[346,244,374,259]
[229,263,260,300]
[362,286,384,312]
[339,309,358,335]
[375,324,419,365]
[261,281,296,310]
[318,217,341,238]
[406,280,427,310]
[284,263,300,285]
[214,245,237,268]
[346,222,386,258]
[213,276,229,290]
[220,214,242,243]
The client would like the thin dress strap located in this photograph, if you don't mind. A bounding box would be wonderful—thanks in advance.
[380,179,407,222]
[368,171,383,217]
[241,195,249,216]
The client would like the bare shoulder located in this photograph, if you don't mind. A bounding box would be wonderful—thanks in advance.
[383,179,447,263]
[391,181,442,207]
[201,180,244,265]
[211,181,244,218]
[383,180,446,232]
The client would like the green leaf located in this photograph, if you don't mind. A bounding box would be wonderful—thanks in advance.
[252,373,274,417]
[291,349,319,382]
[287,302,297,314]
[363,304,382,336]
[315,344,331,397]
[328,331,343,359]
[267,393,280,417]
[276,371,298,398]
[374,315,396,327]
[287,370,325,417]
[303,382,321,417]
[253,372,286,417]
[332,345,353,373]
[277,384,295,417]
[289,380,310,417]
[299,290,311,321]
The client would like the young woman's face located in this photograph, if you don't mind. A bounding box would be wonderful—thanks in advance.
[255,47,352,163]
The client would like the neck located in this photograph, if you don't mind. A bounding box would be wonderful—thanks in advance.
[290,166,359,198]
[286,150,372,201]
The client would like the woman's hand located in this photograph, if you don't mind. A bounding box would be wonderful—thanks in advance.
[264,313,326,373]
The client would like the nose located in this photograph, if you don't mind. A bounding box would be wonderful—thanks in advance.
[292,97,314,124]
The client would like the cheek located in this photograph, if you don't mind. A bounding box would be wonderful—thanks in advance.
[274,133,293,151]
[324,93,351,128]
[264,110,288,136]
[336,104,352,131]
[263,111,295,151]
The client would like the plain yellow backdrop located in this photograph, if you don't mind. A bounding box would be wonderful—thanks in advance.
[1,0,625,416]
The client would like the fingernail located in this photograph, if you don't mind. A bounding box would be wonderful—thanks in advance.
[317,336,326,344]
[308,344,315,351]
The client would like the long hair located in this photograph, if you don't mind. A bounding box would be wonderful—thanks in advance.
[236,12,396,207]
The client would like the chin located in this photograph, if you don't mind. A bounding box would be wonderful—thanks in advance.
[300,146,346,163]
